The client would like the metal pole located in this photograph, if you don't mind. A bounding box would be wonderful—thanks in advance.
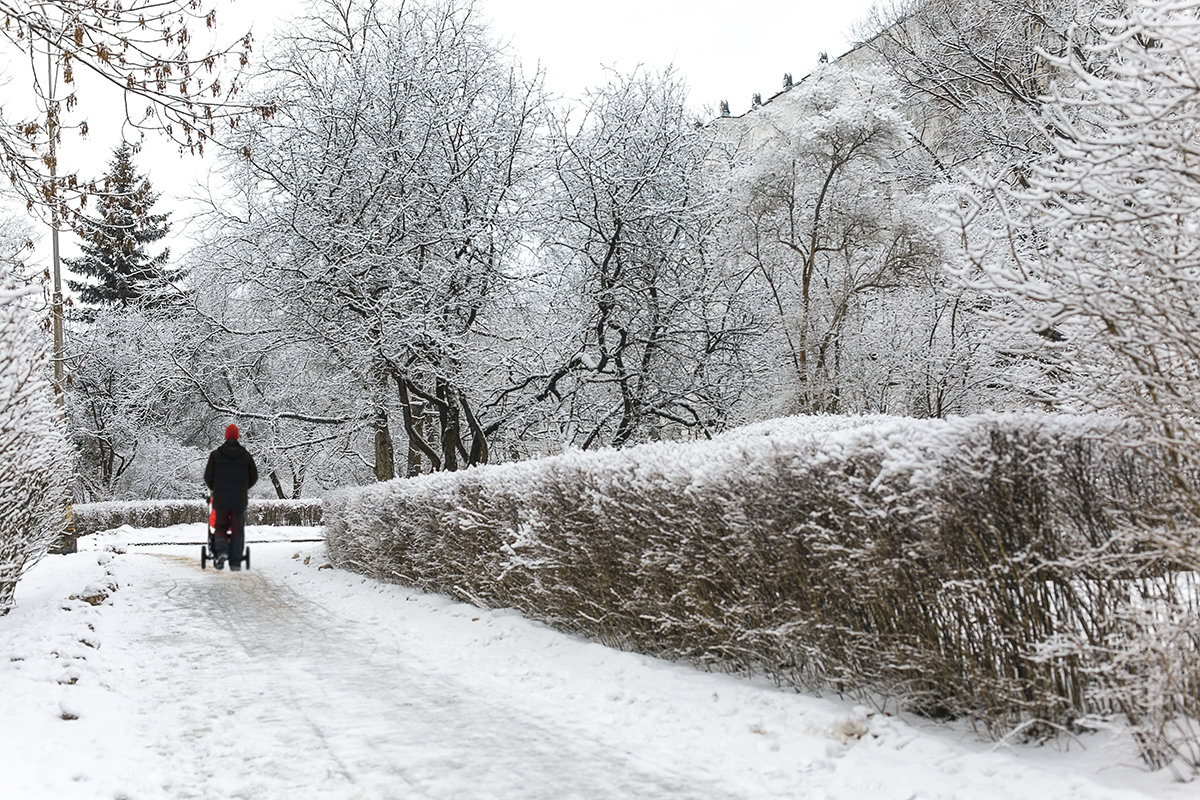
[45,43,75,553]
[46,48,64,393]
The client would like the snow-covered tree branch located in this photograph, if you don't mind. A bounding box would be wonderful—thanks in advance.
[0,267,72,613]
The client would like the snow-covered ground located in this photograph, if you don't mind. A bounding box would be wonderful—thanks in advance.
[0,524,1193,799]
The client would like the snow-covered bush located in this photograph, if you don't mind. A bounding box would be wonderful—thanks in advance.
[0,280,73,614]
[72,499,206,534]
[961,1,1200,521]
[325,412,1199,773]
[71,498,324,536]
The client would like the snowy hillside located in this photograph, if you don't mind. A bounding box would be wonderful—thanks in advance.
[0,525,1191,799]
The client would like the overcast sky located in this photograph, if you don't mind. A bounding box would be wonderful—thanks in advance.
[476,0,883,115]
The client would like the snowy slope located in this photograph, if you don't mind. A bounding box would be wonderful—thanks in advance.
[0,525,1192,799]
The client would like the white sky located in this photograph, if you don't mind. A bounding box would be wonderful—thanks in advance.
[23,0,885,267]
[476,0,883,114]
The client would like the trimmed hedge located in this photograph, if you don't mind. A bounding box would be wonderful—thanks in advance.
[72,498,324,536]
[324,413,1200,773]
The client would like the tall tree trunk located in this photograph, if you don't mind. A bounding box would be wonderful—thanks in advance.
[408,411,425,477]
[374,407,395,482]
[373,378,396,484]
[436,377,460,472]
[459,392,489,466]
[373,366,396,481]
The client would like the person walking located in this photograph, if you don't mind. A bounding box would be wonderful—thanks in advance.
[203,423,258,571]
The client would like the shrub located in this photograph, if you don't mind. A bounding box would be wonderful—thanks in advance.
[324,412,1200,774]
[72,498,324,536]
[0,280,73,614]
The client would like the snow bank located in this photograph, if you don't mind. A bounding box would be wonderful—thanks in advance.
[72,498,324,536]
[325,412,1200,774]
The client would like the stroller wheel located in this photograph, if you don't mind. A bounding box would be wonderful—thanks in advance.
[201,546,208,569]
[244,547,251,571]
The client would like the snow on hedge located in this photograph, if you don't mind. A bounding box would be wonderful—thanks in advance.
[0,280,73,614]
[71,498,324,536]
[325,412,1200,773]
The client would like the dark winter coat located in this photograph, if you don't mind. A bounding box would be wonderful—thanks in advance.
[204,439,259,512]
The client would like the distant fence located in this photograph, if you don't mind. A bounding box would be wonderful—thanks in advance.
[72,498,324,536]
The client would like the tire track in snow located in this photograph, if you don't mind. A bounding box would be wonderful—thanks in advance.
[117,552,732,799]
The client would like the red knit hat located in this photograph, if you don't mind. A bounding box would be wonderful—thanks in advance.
[225,424,240,440]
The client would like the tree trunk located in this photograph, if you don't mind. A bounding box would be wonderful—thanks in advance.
[269,466,307,499]
[396,376,441,474]
[291,463,307,499]
[374,406,395,482]
[436,377,460,472]
[459,392,489,466]
[372,364,396,482]
[407,411,424,477]
[269,470,287,499]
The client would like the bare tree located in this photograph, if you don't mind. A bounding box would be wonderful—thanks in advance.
[962,0,1200,464]
[64,305,217,500]
[528,68,760,449]
[0,0,258,215]
[198,0,545,479]
[722,64,946,414]
[858,0,1131,177]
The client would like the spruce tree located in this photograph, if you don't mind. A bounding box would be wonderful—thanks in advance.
[65,143,178,311]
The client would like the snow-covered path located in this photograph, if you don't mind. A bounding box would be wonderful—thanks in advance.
[1,525,1194,799]
[123,552,712,799]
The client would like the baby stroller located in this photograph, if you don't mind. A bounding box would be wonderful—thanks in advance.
[200,495,251,570]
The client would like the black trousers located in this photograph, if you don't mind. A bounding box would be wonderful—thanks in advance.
[212,508,246,565]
